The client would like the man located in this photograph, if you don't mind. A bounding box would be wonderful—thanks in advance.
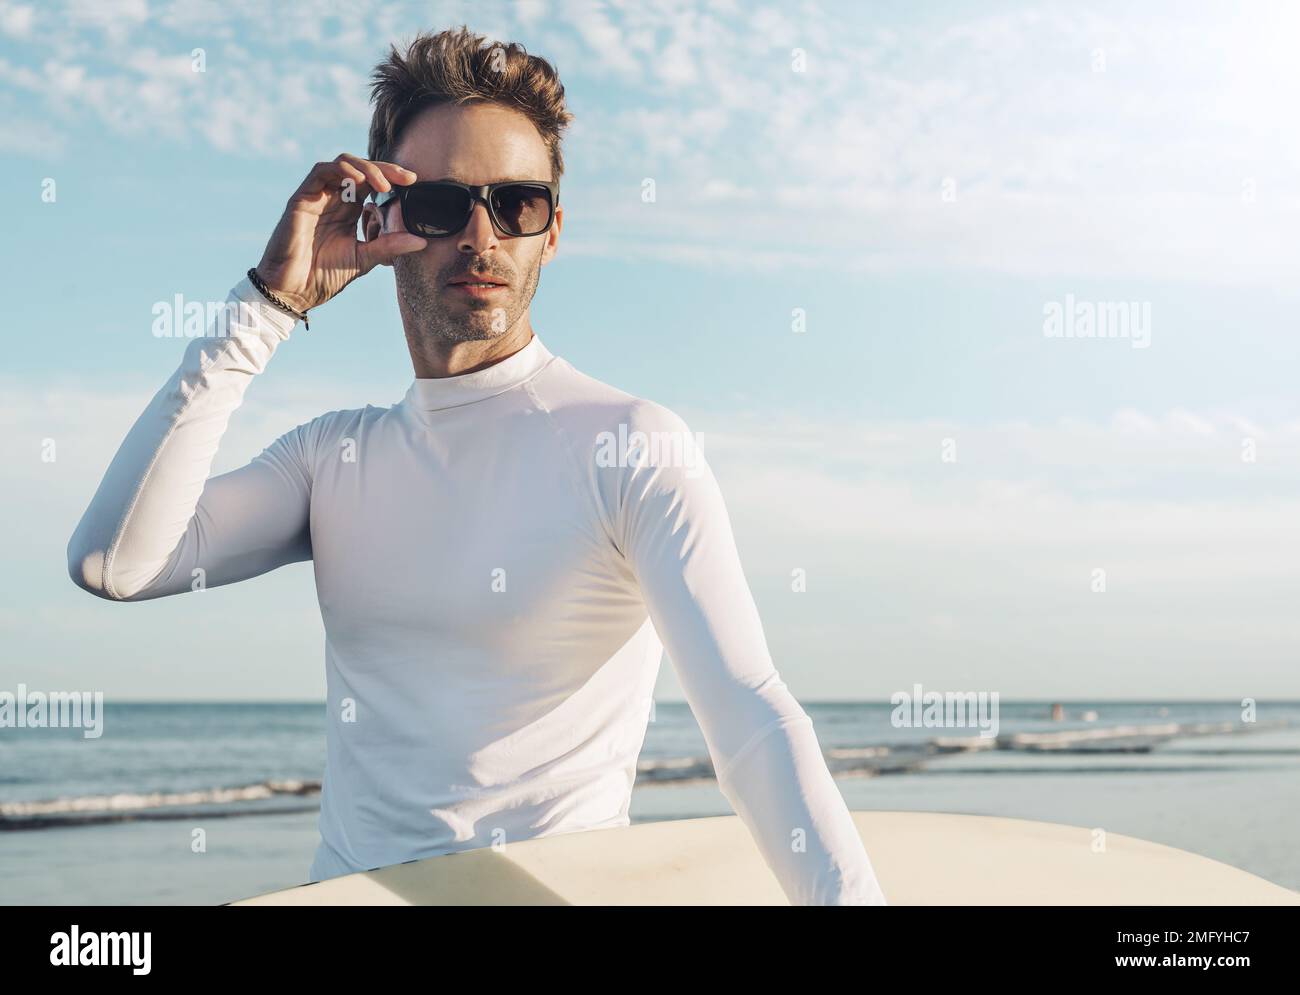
[67,25,887,906]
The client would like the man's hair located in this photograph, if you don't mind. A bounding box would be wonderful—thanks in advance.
[368,25,574,181]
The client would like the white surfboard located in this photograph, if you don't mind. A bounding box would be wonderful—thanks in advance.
[227,811,1300,906]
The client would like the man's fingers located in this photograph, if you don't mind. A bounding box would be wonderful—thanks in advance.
[380,161,419,185]
[340,154,418,188]
[358,231,428,272]
[334,160,368,191]
[333,154,389,196]
[291,156,411,208]
[335,154,417,195]
[292,161,349,199]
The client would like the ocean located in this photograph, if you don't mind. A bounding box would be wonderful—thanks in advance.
[2,699,1297,904]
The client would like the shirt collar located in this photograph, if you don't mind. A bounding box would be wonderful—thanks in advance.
[402,334,553,412]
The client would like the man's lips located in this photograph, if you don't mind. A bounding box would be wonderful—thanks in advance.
[447,275,508,301]
[448,279,508,300]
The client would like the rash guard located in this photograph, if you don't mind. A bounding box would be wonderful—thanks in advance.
[67,276,888,906]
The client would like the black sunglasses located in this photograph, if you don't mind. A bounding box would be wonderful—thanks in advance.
[372,180,559,238]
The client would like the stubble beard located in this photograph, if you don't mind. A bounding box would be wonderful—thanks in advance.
[393,251,543,346]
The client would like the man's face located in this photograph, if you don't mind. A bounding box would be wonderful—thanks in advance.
[366,101,563,345]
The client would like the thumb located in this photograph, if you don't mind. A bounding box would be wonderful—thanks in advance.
[358,232,428,272]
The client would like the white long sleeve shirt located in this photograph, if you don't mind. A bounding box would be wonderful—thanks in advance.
[67,276,887,906]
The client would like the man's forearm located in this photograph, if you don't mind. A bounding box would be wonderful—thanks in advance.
[715,687,888,905]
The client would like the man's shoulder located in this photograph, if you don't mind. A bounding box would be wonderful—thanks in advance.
[532,354,695,441]
[269,401,399,461]
[300,401,395,433]
[532,356,709,497]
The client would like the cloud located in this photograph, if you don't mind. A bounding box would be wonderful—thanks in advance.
[560,0,641,78]
[556,3,1299,283]
[0,97,64,155]
[0,2,33,38]
[5,2,1299,281]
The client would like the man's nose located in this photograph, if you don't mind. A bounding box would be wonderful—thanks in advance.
[458,199,499,253]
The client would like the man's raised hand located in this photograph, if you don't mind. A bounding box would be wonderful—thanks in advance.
[255,153,427,314]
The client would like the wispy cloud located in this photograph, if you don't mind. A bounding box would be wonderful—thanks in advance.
[5,1,1299,281]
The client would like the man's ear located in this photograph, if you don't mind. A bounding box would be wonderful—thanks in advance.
[362,202,384,243]
[540,202,563,266]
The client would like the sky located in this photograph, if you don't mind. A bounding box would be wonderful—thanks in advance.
[2,0,1299,701]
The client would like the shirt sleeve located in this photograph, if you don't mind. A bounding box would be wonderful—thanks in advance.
[600,399,888,906]
[67,276,313,602]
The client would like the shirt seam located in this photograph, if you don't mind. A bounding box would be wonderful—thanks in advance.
[521,375,627,576]
[714,711,815,786]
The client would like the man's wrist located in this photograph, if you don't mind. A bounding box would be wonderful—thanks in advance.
[231,274,300,342]
[247,267,310,330]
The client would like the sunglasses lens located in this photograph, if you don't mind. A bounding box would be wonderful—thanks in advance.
[402,185,472,236]
[491,184,553,236]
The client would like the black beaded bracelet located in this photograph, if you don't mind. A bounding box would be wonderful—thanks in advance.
[247,267,310,330]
